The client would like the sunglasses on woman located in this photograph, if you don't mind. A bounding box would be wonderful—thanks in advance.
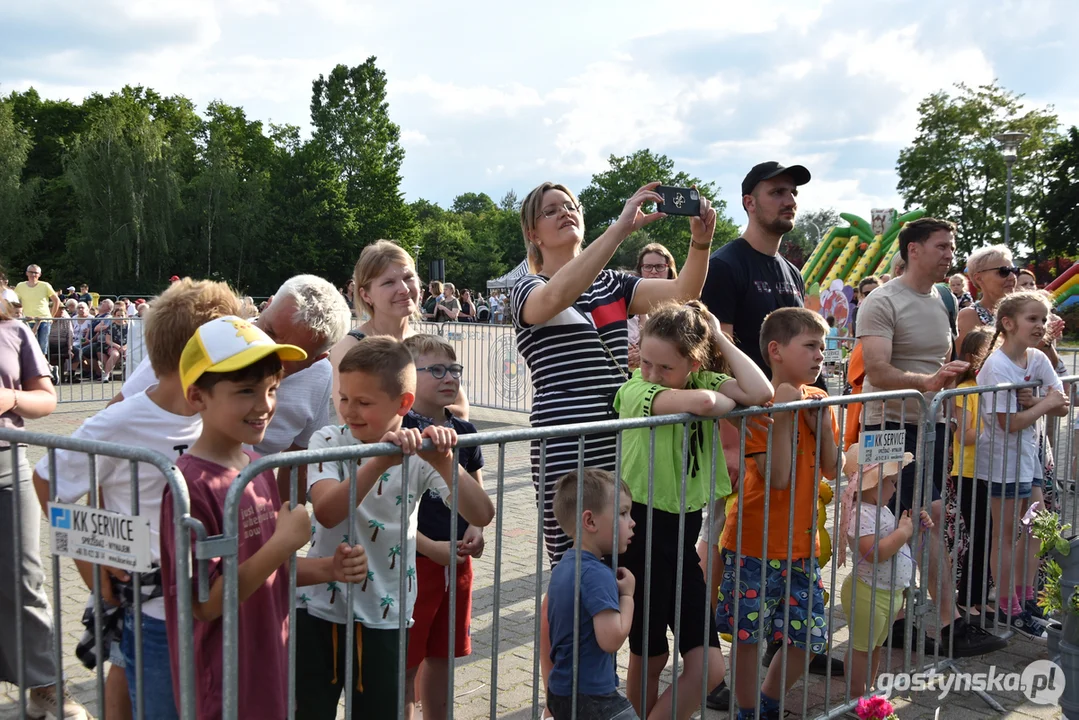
[982,265,1019,278]
[417,363,464,380]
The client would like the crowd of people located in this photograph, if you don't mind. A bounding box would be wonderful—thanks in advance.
[0,158,1073,720]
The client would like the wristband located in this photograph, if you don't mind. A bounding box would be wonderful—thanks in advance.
[691,239,712,251]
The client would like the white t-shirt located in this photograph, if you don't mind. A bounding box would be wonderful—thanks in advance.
[975,348,1063,484]
[34,390,202,619]
[127,319,146,369]
[298,424,450,629]
[846,502,912,590]
[122,356,333,453]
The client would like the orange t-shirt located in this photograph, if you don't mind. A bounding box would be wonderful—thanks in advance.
[721,385,838,560]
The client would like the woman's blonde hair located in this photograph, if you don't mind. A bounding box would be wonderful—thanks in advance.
[641,300,729,374]
[966,244,1013,289]
[636,243,678,280]
[352,240,417,317]
[519,182,582,274]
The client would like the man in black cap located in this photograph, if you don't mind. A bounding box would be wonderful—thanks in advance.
[701,161,811,374]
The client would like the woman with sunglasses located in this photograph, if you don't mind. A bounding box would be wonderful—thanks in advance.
[511,181,716,712]
[627,243,678,370]
[957,244,1017,350]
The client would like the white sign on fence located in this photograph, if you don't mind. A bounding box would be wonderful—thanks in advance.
[823,349,843,363]
[48,502,153,572]
[858,429,907,464]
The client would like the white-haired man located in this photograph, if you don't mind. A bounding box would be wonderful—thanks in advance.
[111,274,351,497]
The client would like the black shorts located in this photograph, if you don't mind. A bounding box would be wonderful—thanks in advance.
[862,422,945,514]
[617,503,720,657]
[294,608,404,719]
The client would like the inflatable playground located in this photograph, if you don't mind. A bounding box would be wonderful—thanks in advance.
[1048,261,1079,311]
[800,208,925,337]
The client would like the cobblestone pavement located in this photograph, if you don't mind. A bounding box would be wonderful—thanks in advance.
[1,401,1067,719]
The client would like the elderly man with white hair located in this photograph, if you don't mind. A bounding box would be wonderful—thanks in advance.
[111,274,351,498]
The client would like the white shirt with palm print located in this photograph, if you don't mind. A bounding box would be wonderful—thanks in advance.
[299,424,450,629]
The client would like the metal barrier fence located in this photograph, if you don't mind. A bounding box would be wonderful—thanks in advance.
[3,378,1076,719]
[29,316,145,405]
[0,425,196,720]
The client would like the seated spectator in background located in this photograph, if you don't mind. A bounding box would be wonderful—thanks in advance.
[458,289,477,322]
[241,296,258,318]
[63,298,77,318]
[949,273,974,309]
[72,302,94,360]
[100,304,128,382]
[435,283,461,322]
[47,313,74,380]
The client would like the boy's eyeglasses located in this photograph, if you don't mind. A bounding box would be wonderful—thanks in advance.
[538,201,581,219]
[417,364,464,380]
[983,265,1019,278]
[640,263,669,273]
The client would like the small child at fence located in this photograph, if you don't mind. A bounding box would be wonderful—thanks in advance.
[296,336,494,718]
[613,300,771,719]
[159,316,368,719]
[949,328,994,615]
[716,307,839,720]
[31,279,242,720]
[975,291,1069,639]
[547,468,637,720]
[838,445,928,697]
[400,334,485,720]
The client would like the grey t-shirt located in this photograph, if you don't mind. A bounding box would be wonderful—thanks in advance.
[856,280,952,425]
[1,320,50,446]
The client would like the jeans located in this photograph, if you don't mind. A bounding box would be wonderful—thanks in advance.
[32,321,51,358]
[0,445,59,687]
[121,609,179,719]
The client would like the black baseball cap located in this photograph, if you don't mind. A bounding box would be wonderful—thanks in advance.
[741,161,811,197]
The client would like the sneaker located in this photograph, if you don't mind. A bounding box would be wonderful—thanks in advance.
[883,617,937,655]
[997,608,1048,641]
[941,617,1009,657]
[1025,599,1049,626]
[27,684,89,720]
[706,681,730,711]
[808,653,844,677]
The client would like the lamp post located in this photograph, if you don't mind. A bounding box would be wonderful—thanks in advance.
[994,131,1028,247]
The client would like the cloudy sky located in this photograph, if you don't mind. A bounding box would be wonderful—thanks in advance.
[3,0,1078,224]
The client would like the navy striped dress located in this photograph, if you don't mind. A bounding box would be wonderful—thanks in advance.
[511,270,641,566]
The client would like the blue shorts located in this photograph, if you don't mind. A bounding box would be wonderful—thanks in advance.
[714,551,828,653]
[121,609,179,720]
[987,481,1032,499]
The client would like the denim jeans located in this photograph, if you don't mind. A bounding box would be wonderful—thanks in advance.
[32,321,51,357]
[121,609,179,719]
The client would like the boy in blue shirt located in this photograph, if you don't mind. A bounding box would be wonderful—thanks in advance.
[547,468,637,720]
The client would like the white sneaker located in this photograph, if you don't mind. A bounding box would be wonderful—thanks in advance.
[27,684,90,720]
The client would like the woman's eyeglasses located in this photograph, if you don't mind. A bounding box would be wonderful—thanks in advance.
[538,201,581,219]
[640,263,669,273]
[417,364,464,380]
[983,266,1020,278]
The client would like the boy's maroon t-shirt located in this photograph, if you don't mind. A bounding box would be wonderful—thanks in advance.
[160,451,289,720]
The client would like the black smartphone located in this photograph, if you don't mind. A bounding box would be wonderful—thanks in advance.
[656,186,701,217]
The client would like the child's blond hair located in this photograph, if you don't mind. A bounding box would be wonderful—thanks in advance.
[553,469,631,539]
[145,279,242,376]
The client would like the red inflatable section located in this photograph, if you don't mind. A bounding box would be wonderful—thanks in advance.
[1046,261,1079,292]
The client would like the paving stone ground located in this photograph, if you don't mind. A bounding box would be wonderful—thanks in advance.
[0,399,1070,719]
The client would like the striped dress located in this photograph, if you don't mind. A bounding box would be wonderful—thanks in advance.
[511,270,640,566]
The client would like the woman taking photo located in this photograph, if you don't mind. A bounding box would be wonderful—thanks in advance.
[1,290,88,718]
[328,241,469,421]
[511,181,715,711]
[627,242,678,370]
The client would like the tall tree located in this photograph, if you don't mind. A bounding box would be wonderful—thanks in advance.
[784,208,842,270]
[310,58,414,247]
[1042,126,1079,259]
[896,82,1060,260]
[577,149,739,263]
[0,98,40,264]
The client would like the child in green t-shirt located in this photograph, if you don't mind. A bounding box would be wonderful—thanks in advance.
[613,300,772,720]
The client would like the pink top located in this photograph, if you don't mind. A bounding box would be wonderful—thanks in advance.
[160,451,289,720]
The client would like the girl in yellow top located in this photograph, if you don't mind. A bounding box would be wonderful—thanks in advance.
[948,328,993,615]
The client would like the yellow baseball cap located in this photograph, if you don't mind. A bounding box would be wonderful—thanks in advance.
[179,315,307,393]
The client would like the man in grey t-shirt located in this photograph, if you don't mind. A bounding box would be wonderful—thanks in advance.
[858,217,1006,658]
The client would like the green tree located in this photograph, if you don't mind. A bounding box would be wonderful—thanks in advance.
[577,149,738,264]
[310,58,414,246]
[784,208,842,269]
[896,82,1060,261]
[1041,126,1079,259]
[0,98,40,262]
[452,192,497,215]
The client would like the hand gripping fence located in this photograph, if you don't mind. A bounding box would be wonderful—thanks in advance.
[0,425,196,720]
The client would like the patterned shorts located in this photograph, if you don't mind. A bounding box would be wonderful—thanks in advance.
[714,550,828,654]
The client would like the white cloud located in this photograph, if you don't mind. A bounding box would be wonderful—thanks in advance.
[400,129,429,146]
[394,76,543,116]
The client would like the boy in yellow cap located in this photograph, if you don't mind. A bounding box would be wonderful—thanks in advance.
[159,316,367,719]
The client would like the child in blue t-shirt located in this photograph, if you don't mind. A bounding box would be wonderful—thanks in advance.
[547,469,637,720]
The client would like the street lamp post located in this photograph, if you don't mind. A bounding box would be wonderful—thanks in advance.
[994,131,1029,247]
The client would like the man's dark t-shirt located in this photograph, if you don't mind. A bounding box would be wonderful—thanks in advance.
[700,237,805,377]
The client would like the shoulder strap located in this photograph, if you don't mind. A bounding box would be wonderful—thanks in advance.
[347,330,366,342]
[935,283,958,360]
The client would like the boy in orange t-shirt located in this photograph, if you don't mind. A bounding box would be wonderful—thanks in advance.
[716,308,839,720]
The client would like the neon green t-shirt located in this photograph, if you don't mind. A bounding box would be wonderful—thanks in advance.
[613,369,733,514]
